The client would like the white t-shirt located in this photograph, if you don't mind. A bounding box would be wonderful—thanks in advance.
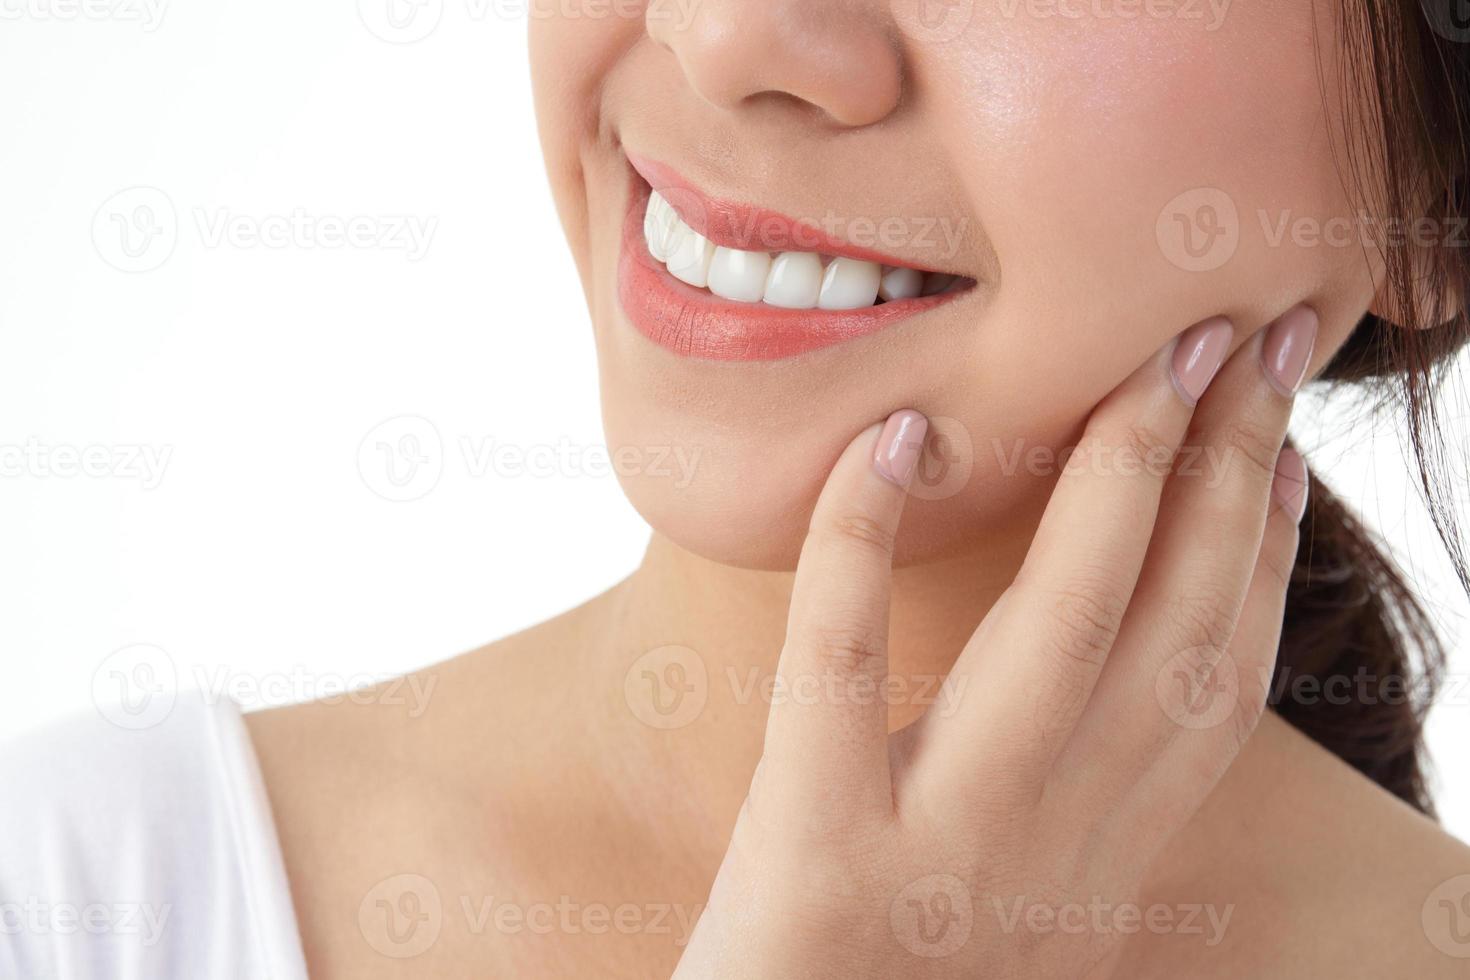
[0,691,307,980]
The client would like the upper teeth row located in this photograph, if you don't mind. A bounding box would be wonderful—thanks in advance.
[642,192,955,310]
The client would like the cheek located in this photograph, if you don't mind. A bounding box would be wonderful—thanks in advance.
[530,12,644,100]
[531,14,646,276]
[933,10,1370,387]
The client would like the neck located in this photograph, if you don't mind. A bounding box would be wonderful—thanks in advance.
[594,531,1025,824]
[557,529,1309,904]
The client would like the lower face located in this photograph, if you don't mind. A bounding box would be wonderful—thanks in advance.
[531,3,1380,571]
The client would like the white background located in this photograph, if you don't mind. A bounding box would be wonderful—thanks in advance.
[1,2,1467,836]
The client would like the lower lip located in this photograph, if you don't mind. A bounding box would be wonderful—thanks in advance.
[617,181,964,362]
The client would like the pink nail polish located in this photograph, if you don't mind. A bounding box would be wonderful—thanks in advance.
[1271,447,1309,523]
[1261,306,1318,396]
[1170,317,1234,406]
[873,410,929,487]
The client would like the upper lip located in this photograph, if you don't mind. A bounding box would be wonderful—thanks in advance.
[626,151,963,274]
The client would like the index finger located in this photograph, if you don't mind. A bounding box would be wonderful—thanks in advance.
[762,410,927,811]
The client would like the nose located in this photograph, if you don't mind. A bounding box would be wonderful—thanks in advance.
[645,0,903,128]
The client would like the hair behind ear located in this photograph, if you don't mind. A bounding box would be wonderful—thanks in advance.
[1275,0,1470,816]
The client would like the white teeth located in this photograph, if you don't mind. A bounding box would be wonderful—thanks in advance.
[644,193,677,263]
[921,272,958,296]
[878,265,923,302]
[666,223,716,288]
[641,195,956,309]
[762,252,824,309]
[818,257,882,310]
[708,246,773,303]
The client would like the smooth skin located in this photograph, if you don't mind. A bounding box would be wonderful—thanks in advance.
[248,312,1470,979]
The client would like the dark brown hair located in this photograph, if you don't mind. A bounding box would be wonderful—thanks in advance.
[1275,1,1470,815]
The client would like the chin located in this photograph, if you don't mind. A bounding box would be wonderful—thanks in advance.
[602,388,1058,572]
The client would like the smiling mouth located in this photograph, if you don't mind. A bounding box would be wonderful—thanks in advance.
[642,191,969,310]
[618,154,977,361]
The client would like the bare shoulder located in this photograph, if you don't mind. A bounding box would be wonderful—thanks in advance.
[244,582,617,808]
[1125,712,1470,978]
[241,589,621,977]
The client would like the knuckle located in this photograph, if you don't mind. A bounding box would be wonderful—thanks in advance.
[1074,419,1174,482]
[1115,420,1175,473]
[806,624,886,677]
[1039,581,1128,670]
[1221,417,1283,484]
[818,512,897,557]
[1168,591,1239,657]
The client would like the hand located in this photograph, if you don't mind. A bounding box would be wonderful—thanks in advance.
[672,307,1317,979]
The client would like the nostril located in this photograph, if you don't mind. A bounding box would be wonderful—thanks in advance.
[742,90,831,123]
[644,0,904,130]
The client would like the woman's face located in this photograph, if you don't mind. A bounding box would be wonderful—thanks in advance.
[530,1,1375,570]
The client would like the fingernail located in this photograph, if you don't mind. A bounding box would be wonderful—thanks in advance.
[1169,317,1234,406]
[873,410,929,488]
[1271,447,1309,523]
[1261,305,1318,396]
